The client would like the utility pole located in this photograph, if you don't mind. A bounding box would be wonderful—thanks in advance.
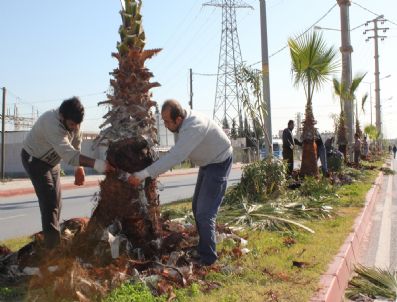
[364,15,388,135]
[337,0,353,157]
[259,0,272,154]
[189,68,193,110]
[1,87,6,180]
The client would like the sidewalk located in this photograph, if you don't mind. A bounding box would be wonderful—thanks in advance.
[310,168,385,301]
[0,163,243,198]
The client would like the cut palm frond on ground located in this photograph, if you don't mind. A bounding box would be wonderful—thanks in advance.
[219,197,334,233]
[346,264,397,300]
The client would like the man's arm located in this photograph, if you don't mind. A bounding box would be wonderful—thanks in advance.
[294,138,302,146]
[79,154,114,173]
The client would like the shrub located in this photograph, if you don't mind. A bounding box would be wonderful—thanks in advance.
[327,150,344,172]
[224,158,287,204]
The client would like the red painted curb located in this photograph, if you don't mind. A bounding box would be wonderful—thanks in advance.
[0,180,100,198]
[310,171,384,302]
[0,166,242,198]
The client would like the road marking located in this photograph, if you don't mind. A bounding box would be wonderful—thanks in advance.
[0,214,26,221]
[374,160,393,269]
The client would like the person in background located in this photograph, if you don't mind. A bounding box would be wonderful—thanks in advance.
[324,136,335,156]
[393,144,397,159]
[353,133,362,165]
[315,129,328,176]
[282,120,301,175]
[127,99,232,266]
[21,97,114,249]
[362,136,369,160]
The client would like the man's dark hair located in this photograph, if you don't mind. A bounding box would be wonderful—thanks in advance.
[59,97,85,124]
[161,99,186,122]
[288,120,294,126]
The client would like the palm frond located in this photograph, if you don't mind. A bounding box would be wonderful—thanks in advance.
[349,73,367,97]
[361,93,368,113]
[346,264,397,300]
[251,213,315,233]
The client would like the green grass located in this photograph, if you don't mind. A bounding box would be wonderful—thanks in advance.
[104,283,166,302]
[337,166,381,207]
[0,236,31,252]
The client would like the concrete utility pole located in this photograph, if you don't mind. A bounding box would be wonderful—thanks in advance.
[1,87,6,180]
[259,0,272,154]
[364,15,388,135]
[189,68,193,110]
[337,0,353,154]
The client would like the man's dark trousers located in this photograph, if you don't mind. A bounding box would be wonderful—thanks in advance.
[192,156,232,265]
[283,148,294,174]
[21,149,61,248]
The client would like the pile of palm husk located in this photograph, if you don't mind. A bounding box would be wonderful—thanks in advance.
[0,215,247,301]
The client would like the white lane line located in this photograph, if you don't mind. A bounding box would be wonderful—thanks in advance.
[374,160,393,269]
[0,214,26,221]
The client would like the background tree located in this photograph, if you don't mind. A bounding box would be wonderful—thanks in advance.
[222,117,230,130]
[231,118,238,139]
[332,73,366,161]
[364,124,381,152]
[288,31,339,176]
[355,93,368,138]
[237,64,272,156]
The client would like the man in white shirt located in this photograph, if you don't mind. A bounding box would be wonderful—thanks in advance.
[128,99,233,266]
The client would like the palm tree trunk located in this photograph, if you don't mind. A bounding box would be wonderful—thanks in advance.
[71,1,162,263]
[337,112,348,163]
[300,99,318,177]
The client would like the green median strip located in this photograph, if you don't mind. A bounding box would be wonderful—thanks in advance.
[0,158,385,302]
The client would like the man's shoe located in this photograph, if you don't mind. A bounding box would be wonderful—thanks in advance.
[192,259,215,268]
[187,249,201,260]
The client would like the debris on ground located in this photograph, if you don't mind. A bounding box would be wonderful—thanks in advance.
[0,216,248,301]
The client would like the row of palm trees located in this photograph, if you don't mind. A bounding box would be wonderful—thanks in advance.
[288,30,369,176]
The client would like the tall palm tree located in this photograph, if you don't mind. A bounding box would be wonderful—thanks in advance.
[288,31,339,176]
[333,73,366,161]
[74,0,162,260]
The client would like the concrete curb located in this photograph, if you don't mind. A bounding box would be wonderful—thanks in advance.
[310,171,384,302]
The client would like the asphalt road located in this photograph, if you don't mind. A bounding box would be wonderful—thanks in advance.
[359,158,397,270]
[0,169,241,241]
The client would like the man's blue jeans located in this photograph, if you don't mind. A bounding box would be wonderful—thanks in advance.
[192,156,232,265]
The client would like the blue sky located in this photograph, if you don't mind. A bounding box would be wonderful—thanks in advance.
[1,0,396,138]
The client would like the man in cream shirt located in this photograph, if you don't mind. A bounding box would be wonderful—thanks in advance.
[22,97,113,248]
[128,99,233,266]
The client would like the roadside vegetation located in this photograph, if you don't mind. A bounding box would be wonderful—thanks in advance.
[0,155,387,302]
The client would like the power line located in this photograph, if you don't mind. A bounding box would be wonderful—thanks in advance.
[351,22,367,31]
[351,1,381,18]
[352,1,397,26]
[193,3,338,75]
[250,3,338,66]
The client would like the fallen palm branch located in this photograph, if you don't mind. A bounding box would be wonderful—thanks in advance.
[345,264,397,301]
[219,197,334,234]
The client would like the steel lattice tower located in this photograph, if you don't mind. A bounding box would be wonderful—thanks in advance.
[203,0,253,129]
